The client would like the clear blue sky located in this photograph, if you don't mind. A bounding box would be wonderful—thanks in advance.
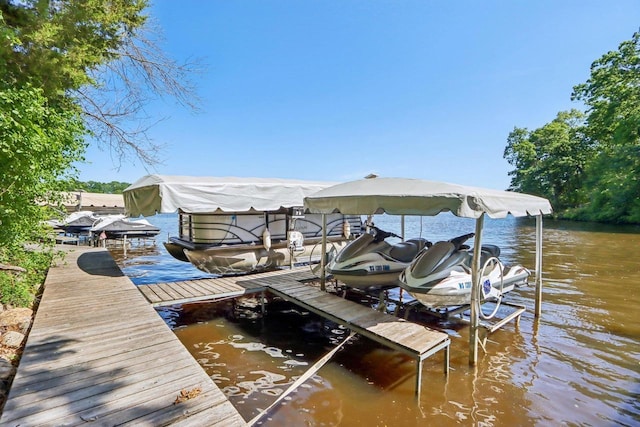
[78,0,640,190]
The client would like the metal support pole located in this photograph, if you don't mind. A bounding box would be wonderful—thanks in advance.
[401,215,405,241]
[534,214,543,317]
[469,213,485,365]
[320,214,327,292]
[444,345,450,374]
[415,357,423,400]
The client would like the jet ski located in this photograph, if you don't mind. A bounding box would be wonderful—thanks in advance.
[327,225,431,290]
[399,232,530,309]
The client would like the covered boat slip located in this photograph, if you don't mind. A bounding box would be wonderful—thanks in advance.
[123,174,344,216]
[123,175,362,274]
[123,175,361,243]
[303,176,552,364]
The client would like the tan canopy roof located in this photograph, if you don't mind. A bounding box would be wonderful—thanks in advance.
[303,177,552,219]
[123,174,338,216]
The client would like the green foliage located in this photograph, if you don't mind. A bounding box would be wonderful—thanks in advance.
[0,248,54,307]
[1,0,147,101]
[570,31,640,224]
[0,1,149,250]
[0,86,86,248]
[0,0,182,307]
[504,110,589,211]
[58,179,131,194]
[505,31,640,224]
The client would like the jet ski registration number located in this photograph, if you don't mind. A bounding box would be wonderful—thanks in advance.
[369,265,391,272]
[458,281,472,289]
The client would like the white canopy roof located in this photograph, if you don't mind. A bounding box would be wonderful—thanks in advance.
[303,177,552,219]
[123,174,338,216]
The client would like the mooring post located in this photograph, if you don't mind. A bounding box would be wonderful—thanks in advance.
[469,213,485,365]
[320,214,327,292]
[534,214,543,317]
[415,357,423,400]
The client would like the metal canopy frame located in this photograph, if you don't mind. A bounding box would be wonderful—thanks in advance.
[307,177,550,365]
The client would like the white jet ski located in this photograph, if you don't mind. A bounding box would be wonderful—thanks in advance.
[327,225,431,290]
[399,232,530,309]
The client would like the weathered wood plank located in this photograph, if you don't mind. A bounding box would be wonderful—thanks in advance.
[18,323,174,371]
[142,283,174,302]
[137,284,164,303]
[5,351,198,410]
[156,282,190,299]
[26,311,162,340]
[183,279,218,295]
[275,285,322,300]
[168,280,200,298]
[0,246,247,427]
[52,374,224,426]
[2,366,205,424]
[12,338,180,391]
[118,388,242,427]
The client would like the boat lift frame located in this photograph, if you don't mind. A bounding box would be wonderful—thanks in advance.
[320,212,545,365]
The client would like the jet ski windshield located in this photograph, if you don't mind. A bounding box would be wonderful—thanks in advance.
[335,233,375,262]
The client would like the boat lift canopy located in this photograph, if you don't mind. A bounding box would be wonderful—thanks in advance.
[303,176,552,364]
[123,174,338,216]
[302,177,552,218]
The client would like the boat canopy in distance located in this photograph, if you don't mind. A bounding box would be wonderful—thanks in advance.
[303,177,553,219]
[124,174,338,216]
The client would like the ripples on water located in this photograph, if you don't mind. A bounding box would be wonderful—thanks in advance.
[113,213,640,426]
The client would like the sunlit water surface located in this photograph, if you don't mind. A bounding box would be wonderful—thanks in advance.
[113,213,640,426]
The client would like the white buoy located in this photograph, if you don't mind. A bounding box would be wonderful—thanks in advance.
[262,227,271,251]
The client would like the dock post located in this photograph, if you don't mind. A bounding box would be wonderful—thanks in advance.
[320,214,327,292]
[444,344,450,374]
[534,215,543,317]
[415,357,423,400]
[469,213,485,365]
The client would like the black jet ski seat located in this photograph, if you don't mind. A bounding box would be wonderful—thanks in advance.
[389,238,431,263]
[472,244,501,266]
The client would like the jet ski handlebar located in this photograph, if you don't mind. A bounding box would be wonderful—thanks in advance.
[448,232,475,250]
[370,225,402,242]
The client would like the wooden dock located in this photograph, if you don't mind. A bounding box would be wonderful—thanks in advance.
[137,275,268,307]
[138,268,451,398]
[0,246,247,426]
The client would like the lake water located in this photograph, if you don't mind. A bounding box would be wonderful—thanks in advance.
[112,213,640,426]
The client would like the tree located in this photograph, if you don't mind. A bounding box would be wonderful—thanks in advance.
[0,1,198,305]
[0,85,86,248]
[504,110,588,211]
[505,31,640,224]
[59,180,131,194]
[571,31,640,223]
[1,0,199,167]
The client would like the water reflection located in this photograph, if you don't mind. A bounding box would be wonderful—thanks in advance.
[112,213,640,426]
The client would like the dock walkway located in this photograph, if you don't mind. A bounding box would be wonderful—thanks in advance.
[0,246,246,426]
[140,268,451,398]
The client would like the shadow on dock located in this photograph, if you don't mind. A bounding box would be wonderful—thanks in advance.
[76,251,125,277]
